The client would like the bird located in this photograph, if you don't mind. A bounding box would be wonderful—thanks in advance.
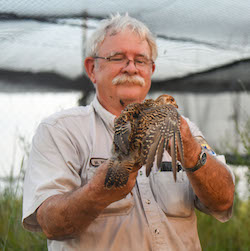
[104,94,184,189]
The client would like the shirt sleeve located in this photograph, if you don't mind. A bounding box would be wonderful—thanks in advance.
[22,122,83,232]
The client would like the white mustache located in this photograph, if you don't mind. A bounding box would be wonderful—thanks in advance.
[112,75,145,87]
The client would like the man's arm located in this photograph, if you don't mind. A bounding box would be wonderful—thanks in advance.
[36,161,138,240]
[180,117,235,213]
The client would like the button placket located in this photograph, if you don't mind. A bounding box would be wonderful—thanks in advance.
[154,229,160,234]
[137,166,169,251]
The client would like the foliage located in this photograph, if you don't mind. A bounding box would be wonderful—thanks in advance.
[239,119,250,193]
[221,118,250,198]
[0,151,47,251]
[0,190,47,251]
[197,200,250,251]
[197,174,250,251]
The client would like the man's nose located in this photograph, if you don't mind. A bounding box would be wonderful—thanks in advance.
[121,59,139,75]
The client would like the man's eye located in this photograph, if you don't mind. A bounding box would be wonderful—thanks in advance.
[135,58,147,64]
[109,56,124,61]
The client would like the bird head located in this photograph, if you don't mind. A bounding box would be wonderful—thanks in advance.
[155,94,178,108]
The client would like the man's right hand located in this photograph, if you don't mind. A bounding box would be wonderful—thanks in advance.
[36,161,138,240]
[89,160,138,205]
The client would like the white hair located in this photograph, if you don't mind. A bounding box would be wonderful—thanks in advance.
[85,13,158,61]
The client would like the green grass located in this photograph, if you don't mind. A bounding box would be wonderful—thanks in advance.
[196,200,250,251]
[0,155,47,251]
[196,161,250,251]
[0,189,47,251]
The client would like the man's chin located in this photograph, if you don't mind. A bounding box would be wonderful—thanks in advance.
[117,89,145,104]
[115,82,150,103]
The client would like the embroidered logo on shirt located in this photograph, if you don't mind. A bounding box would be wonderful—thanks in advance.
[90,158,108,167]
[195,136,216,156]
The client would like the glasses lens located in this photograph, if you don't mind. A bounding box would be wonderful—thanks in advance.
[109,55,126,62]
[99,54,153,70]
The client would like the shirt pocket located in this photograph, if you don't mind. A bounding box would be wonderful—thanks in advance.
[86,158,108,181]
[150,171,194,217]
[98,192,135,218]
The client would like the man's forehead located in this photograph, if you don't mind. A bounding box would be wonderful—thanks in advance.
[109,51,149,58]
[99,29,151,56]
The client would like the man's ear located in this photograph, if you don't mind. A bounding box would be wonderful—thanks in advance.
[84,57,96,83]
[151,62,156,74]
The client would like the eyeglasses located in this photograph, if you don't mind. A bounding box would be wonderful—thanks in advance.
[93,54,154,70]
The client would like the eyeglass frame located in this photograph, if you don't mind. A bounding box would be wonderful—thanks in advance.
[92,54,155,69]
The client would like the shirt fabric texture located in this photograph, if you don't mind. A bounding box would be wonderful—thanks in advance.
[22,96,234,251]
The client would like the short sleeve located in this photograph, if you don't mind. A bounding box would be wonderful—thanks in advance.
[22,122,83,232]
[182,116,204,138]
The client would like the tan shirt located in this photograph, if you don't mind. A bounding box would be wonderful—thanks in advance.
[22,96,234,251]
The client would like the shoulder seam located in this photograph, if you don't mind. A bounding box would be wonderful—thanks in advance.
[41,105,94,127]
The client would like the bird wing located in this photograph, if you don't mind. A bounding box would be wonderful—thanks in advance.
[113,102,142,155]
[114,121,131,155]
[141,104,184,179]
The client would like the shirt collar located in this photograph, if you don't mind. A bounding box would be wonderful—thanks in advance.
[92,95,116,132]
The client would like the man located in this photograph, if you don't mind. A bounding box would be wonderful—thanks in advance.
[22,14,235,251]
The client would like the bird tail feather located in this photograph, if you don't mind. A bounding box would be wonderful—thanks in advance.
[104,160,130,189]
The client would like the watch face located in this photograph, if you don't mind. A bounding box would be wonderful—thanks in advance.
[201,152,207,165]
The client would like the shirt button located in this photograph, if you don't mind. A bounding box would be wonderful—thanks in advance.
[155,229,160,234]
[145,199,151,204]
[140,170,143,176]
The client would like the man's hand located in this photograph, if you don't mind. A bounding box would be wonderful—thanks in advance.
[179,117,202,168]
[36,161,138,240]
[177,117,234,215]
[89,160,139,205]
[165,117,201,168]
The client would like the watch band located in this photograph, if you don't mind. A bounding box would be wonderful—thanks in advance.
[184,147,207,172]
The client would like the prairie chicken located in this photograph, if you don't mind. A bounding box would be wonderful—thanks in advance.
[105,94,184,189]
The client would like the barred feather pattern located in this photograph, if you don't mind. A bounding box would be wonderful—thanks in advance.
[104,94,184,189]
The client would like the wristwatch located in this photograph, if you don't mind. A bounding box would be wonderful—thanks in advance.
[184,147,207,172]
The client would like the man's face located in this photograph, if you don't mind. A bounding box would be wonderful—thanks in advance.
[86,29,155,113]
